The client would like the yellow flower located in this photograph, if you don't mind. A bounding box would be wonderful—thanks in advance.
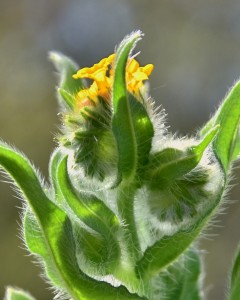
[126,59,154,93]
[73,53,153,108]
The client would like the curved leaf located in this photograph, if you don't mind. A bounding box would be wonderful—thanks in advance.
[112,31,142,180]
[73,224,118,275]
[0,142,146,300]
[56,154,120,234]
[147,126,219,189]
[128,93,154,179]
[56,154,121,273]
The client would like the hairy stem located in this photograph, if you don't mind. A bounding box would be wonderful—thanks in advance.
[117,182,141,262]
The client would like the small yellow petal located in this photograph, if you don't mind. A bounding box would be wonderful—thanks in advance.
[127,59,139,73]
[93,69,107,82]
[105,54,115,65]
[141,64,154,76]
[132,71,148,81]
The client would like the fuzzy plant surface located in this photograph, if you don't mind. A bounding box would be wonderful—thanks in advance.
[2,31,240,300]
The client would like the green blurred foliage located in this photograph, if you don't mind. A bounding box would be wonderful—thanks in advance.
[0,1,240,299]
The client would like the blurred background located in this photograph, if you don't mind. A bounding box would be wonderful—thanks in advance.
[1,0,240,299]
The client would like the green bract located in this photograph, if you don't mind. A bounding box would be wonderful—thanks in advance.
[1,31,240,300]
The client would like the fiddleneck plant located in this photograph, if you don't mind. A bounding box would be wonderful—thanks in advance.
[2,31,240,300]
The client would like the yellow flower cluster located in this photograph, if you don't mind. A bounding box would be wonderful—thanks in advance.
[73,54,153,107]
[73,54,153,108]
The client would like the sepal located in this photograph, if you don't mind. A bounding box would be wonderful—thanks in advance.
[144,126,219,222]
[61,96,118,181]
[49,51,85,110]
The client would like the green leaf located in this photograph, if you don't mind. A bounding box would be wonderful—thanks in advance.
[73,224,117,275]
[112,31,142,181]
[135,185,223,280]
[0,142,146,300]
[128,93,154,179]
[229,242,240,300]
[147,125,219,189]
[157,249,202,300]
[49,51,84,110]
[56,154,120,234]
[56,154,121,273]
[200,81,240,173]
[4,287,35,300]
[24,209,64,288]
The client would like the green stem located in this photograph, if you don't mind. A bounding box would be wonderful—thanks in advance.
[117,182,141,262]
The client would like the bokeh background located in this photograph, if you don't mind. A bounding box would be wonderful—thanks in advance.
[1,0,240,299]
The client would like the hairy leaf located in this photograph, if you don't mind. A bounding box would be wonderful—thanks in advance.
[136,186,223,280]
[56,154,120,234]
[24,209,64,288]
[112,31,142,180]
[128,93,154,179]
[147,125,219,189]
[200,81,240,173]
[56,154,121,273]
[0,142,146,300]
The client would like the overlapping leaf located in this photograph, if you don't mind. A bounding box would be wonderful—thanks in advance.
[146,125,219,189]
[0,142,146,300]
[55,154,121,273]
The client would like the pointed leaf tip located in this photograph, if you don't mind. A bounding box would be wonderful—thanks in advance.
[116,30,143,56]
[4,287,35,300]
[112,31,144,181]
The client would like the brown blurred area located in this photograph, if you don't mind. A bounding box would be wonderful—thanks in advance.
[1,0,240,299]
